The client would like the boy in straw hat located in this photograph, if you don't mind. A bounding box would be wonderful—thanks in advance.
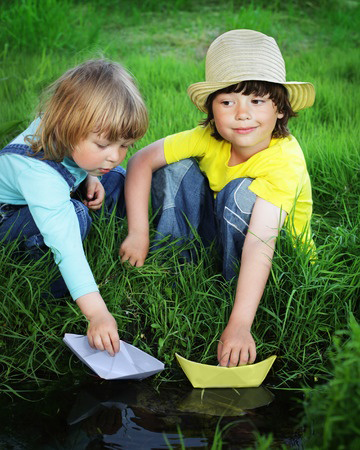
[120,30,315,367]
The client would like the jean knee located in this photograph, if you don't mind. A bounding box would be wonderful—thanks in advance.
[152,158,204,212]
[101,166,126,216]
[71,199,92,240]
[217,178,256,235]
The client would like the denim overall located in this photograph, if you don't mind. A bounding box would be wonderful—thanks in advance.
[151,158,256,280]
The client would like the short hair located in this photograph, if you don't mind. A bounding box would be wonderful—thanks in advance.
[200,81,296,141]
[27,59,148,161]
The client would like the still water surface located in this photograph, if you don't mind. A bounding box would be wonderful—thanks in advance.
[0,376,303,449]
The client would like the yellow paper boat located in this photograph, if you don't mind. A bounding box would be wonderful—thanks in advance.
[175,353,276,388]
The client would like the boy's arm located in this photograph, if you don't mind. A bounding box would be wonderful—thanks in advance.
[119,138,167,266]
[217,197,287,367]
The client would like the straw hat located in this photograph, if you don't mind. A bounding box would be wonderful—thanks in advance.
[188,29,315,113]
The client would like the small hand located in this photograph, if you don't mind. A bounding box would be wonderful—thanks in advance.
[87,311,120,356]
[119,233,149,267]
[83,176,105,210]
[217,323,256,367]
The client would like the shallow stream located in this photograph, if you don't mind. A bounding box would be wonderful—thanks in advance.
[1,375,303,449]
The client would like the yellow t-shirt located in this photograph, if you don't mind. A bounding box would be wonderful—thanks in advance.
[164,125,314,251]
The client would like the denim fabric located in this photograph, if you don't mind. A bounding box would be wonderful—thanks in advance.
[99,166,126,218]
[151,158,256,280]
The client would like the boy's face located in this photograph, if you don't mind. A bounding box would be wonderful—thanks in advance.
[212,91,284,159]
[72,132,133,176]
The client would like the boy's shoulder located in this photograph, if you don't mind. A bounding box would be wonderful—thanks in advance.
[167,124,211,139]
[165,124,215,149]
[270,135,305,158]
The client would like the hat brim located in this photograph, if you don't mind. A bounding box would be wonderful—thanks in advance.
[187,79,315,113]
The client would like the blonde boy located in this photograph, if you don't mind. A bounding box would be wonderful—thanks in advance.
[0,60,148,355]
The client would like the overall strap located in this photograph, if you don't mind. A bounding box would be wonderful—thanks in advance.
[1,143,76,189]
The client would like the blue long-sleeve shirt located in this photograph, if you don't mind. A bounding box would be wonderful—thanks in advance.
[0,120,99,299]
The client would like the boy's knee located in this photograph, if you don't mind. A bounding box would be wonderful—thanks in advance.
[216,178,256,237]
[232,178,256,214]
[218,178,256,214]
[152,158,204,211]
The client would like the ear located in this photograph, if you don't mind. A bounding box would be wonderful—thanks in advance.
[277,111,284,119]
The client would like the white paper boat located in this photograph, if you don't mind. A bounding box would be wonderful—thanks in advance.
[63,333,164,380]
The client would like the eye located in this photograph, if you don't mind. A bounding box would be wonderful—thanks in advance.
[122,141,134,149]
[221,100,235,106]
[96,143,108,149]
[251,98,266,105]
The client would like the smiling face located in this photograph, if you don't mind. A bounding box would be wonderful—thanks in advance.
[72,131,133,176]
[212,90,284,161]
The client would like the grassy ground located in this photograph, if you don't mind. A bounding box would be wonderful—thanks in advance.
[1,0,360,447]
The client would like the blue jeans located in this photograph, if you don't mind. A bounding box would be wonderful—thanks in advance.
[0,166,126,297]
[151,159,256,280]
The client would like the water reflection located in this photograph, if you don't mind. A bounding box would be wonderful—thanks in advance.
[39,381,274,449]
[179,386,274,416]
[0,378,303,449]
[62,385,208,449]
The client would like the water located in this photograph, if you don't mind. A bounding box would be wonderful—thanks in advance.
[0,377,303,449]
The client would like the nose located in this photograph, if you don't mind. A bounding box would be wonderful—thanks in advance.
[107,145,124,163]
[235,100,251,120]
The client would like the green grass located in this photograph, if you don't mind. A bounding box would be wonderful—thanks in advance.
[0,0,360,446]
[302,315,360,449]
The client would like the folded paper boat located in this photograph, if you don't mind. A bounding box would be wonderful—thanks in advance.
[175,353,276,388]
[64,333,164,380]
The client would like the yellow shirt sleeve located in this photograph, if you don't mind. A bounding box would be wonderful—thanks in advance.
[164,126,211,164]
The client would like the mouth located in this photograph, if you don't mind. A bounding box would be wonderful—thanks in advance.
[233,127,256,135]
[99,168,111,174]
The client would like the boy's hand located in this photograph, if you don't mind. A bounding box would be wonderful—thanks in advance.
[119,233,149,267]
[217,323,256,367]
[83,175,105,210]
[87,310,120,357]
[76,292,120,356]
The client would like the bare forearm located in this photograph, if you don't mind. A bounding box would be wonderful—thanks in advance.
[229,235,275,329]
[125,154,152,236]
[218,197,286,366]
[120,140,167,266]
[76,291,110,319]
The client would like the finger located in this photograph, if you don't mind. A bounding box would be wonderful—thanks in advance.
[120,253,130,264]
[97,191,105,203]
[238,348,250,366]
[87,333,95,349]
[217,340,224,362]
[133,258,145,267]
[248,344,257,364]
[92,334,105,352]
[110,331,120,354]
[124,255,137,266]
[88,202,102,210]
[218,347,230,367]
[87,184,96,199]
[229,348,242,367]
[101,334,115,357]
